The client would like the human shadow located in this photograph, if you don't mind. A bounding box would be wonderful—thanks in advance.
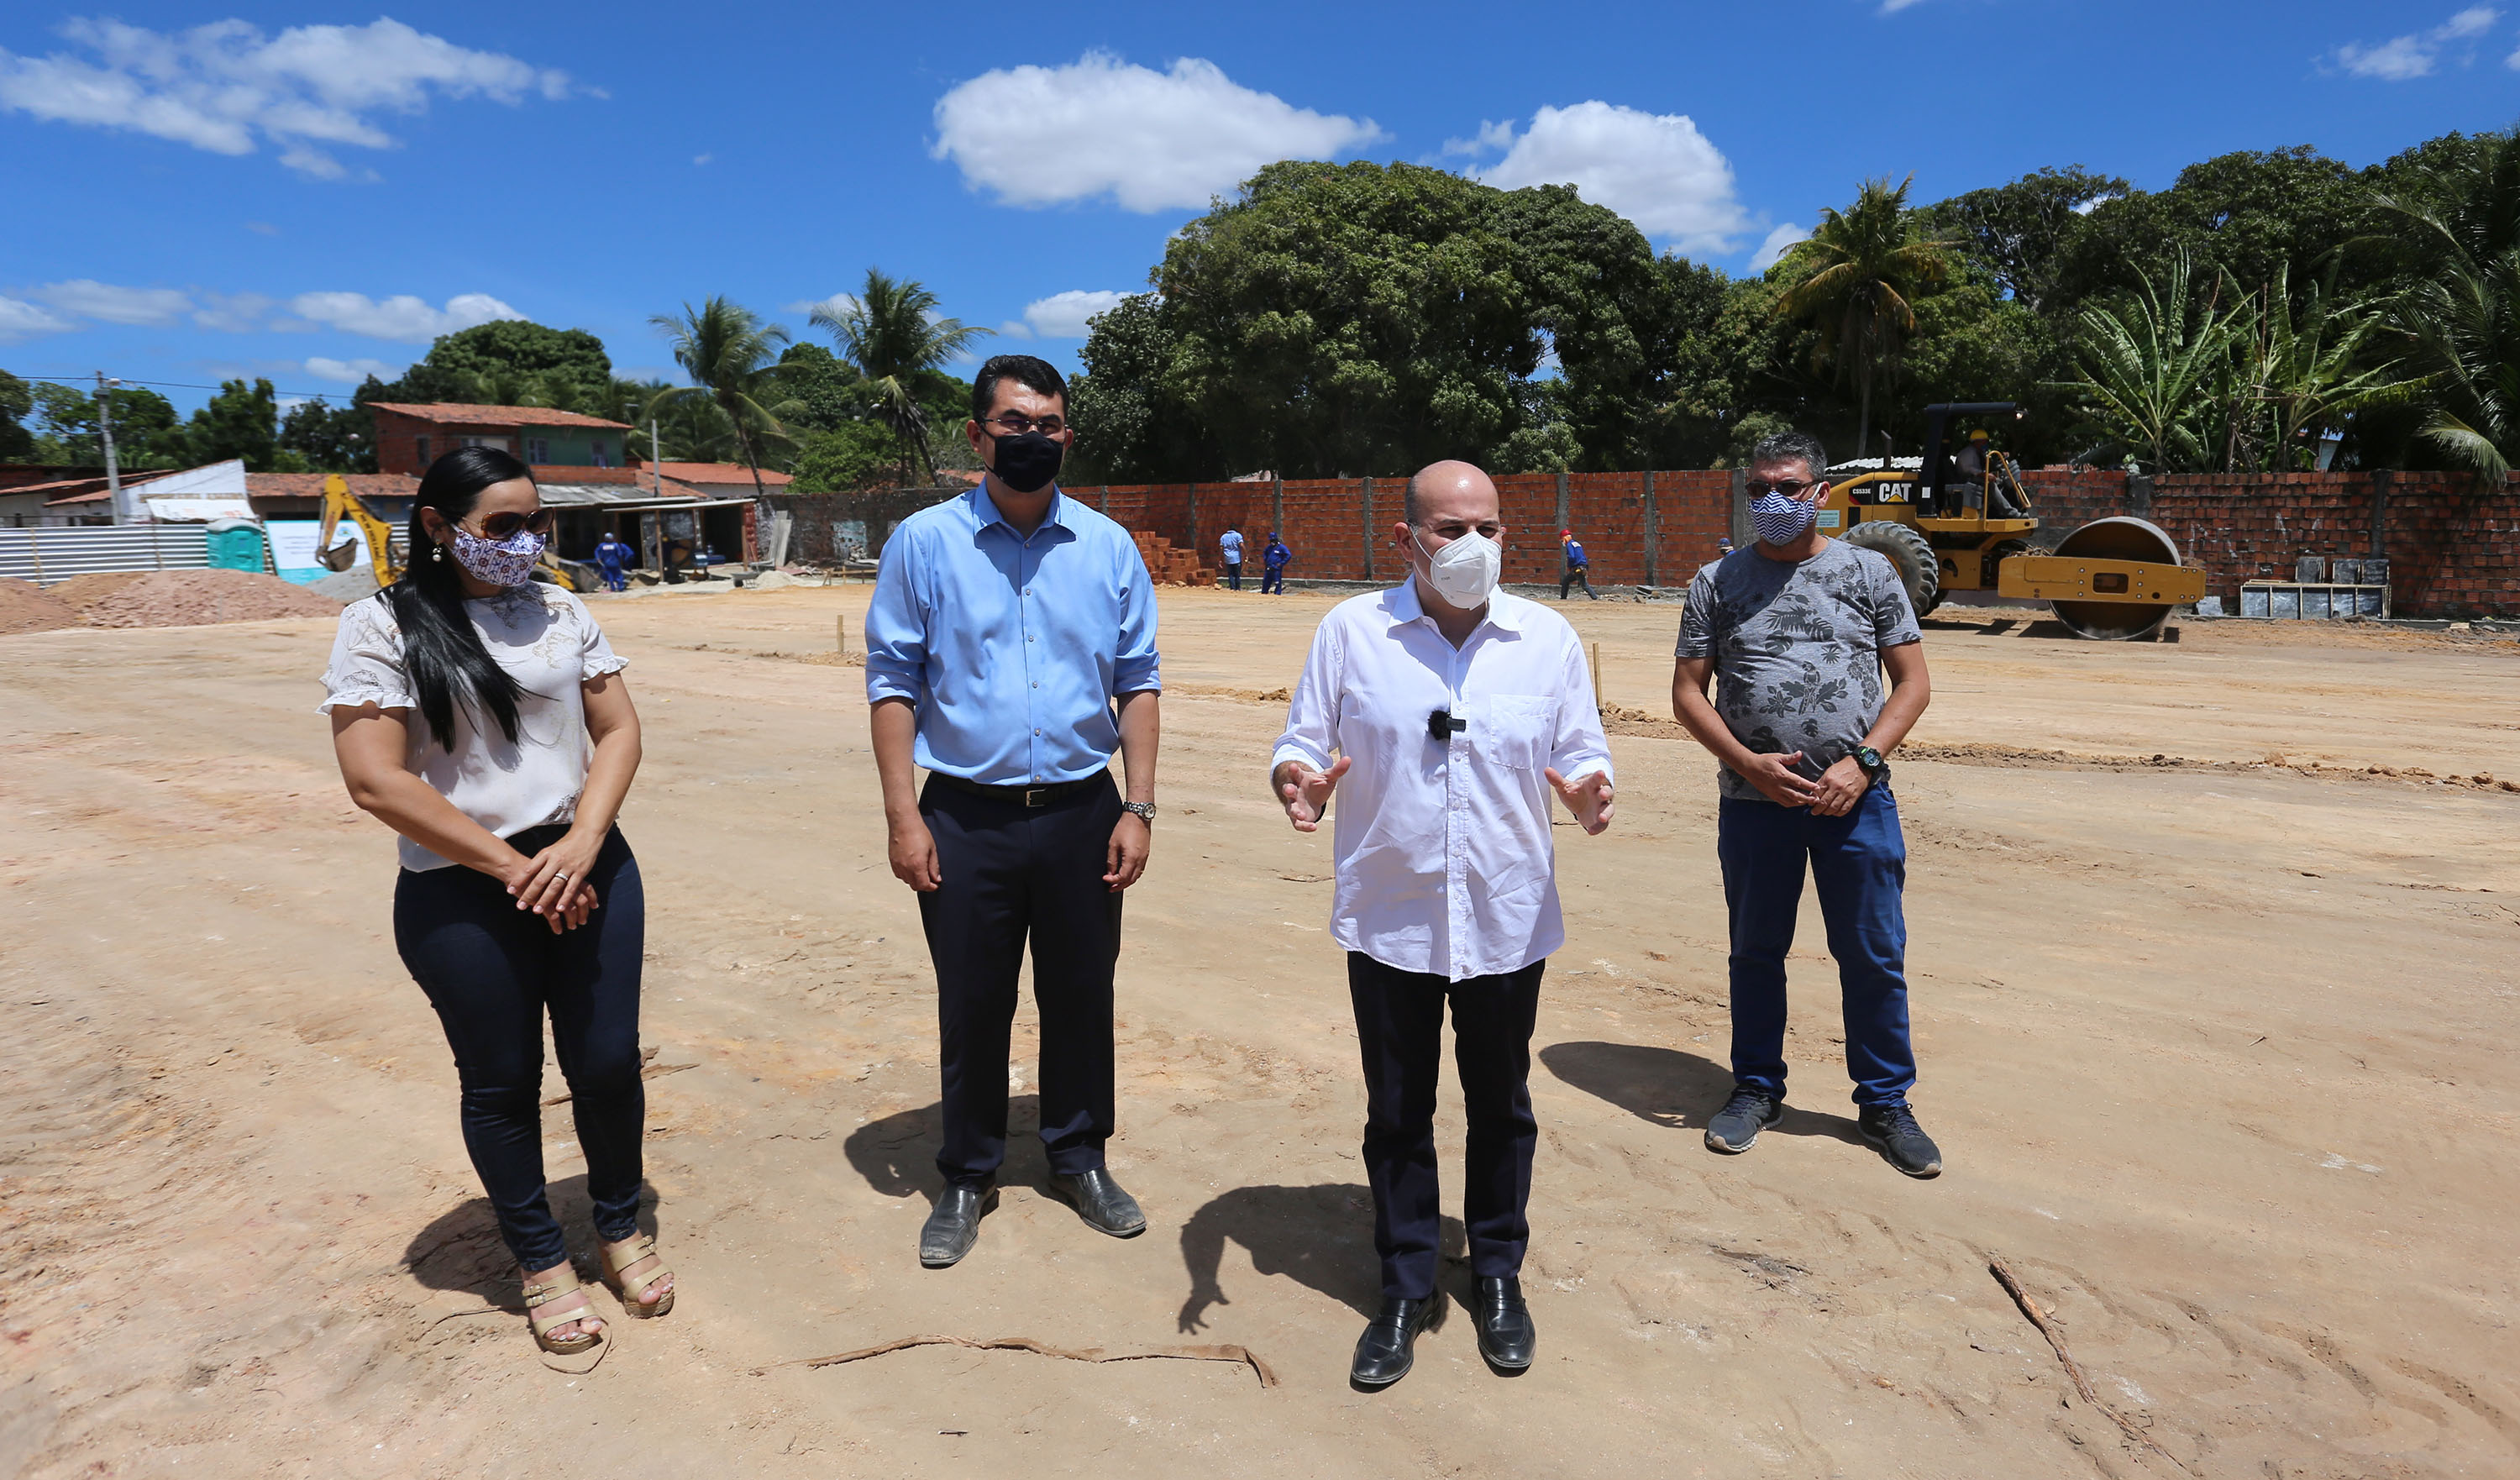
[1540,1040,1865,1147]
[400,1174,664,1305]
[843,1093,1044,1203]
[1175,1182,1464,1334]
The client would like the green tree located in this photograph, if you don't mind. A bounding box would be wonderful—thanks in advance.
[2051,250,2247,472]
[790,421,905,494]
[277,396,371,471]
[422,320,612,404]
[650,297,795,501]
[2050,148,2378,324]
[1773,176,1954,459]
[1922,165,2129,312]
[2367,130,2520,478]
[811,270,990,485]
[182,378,281,470]
[27,381,186,468]
[1066,292,1205,483]
[0,370,35,461]
[774,343,870,434]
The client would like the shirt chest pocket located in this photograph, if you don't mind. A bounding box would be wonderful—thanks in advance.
[1474,695,1556,770]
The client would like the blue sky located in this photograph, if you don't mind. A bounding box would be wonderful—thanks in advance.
[3,1,2516,417]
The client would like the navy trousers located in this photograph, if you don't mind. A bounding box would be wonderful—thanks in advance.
[1261,565,1285,594]
[1716,786,1916,1106]
[393,824,646,1271]
[1223,560,1242,590]
[917,774,1124,1188]
[1347,952,1544,1301]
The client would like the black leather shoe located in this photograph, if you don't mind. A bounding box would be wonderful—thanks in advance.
[919,1183,997,1267]
[1044,1168,1147,1237]
[1350,1295,1441,1388]
[1473,1277,1536,1372]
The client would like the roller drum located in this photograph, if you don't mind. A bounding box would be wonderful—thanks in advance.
[2049,516,2184,640]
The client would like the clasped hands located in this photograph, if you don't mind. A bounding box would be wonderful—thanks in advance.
[501,827,605,933]
[1738,750,1870,816]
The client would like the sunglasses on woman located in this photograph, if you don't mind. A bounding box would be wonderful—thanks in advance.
[470,508,556,540]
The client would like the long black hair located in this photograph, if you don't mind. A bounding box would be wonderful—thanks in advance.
[381,445,533,749]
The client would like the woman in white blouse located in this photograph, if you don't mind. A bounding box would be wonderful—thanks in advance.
[323,446,670,1357]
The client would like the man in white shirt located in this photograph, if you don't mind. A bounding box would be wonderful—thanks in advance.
[1270,460,1614,1388]
[1218,526,1245,590]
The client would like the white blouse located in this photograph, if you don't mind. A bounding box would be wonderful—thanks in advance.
[319,584,627,872]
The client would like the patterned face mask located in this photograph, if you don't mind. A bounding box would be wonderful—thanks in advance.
[1750,491,1819,546]
[449,525,548,587]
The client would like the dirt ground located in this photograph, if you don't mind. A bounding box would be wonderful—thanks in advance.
[3,585,2515,1479]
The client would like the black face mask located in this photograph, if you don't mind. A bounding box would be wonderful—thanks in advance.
[987,429,1065,494]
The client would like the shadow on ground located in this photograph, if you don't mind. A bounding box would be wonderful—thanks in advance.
[400,1175,664,1303]
[843,1094,1046,1202]
[1176,1182,1464,1334]
[1540,1040,1864,1147]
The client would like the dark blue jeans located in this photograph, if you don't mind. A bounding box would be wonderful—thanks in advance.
[1716,787,1916,1107]
[393,824,646,1271]
[1261,565,1285,594]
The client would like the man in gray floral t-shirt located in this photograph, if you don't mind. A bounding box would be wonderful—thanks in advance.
[1670,430,1943,1178]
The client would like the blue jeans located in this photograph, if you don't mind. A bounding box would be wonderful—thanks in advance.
[1716,786,1915,1107]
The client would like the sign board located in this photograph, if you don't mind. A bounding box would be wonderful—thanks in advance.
[266,518,367,585]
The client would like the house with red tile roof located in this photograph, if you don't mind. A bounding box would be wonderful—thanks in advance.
[369,403,633,478]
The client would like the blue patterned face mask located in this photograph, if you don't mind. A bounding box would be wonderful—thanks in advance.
[1750,491,1819,546]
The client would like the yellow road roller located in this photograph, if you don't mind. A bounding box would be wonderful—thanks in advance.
[1822,401,2206,640]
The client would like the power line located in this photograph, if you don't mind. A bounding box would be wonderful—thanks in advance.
[5,371,355,400]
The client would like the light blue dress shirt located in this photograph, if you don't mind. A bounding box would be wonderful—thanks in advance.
[864,483,1162,785]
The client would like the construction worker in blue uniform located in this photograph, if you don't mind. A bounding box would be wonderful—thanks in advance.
[593,531,630,592]
[1261,532,1293,595]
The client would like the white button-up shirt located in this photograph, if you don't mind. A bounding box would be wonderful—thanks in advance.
[1272,584,1613,981]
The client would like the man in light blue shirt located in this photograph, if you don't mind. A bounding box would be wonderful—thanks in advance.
[864,354,1163,1268]
[1219,526,1245,590]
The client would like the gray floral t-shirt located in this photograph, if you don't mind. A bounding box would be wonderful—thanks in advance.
[1674,539,1922,803]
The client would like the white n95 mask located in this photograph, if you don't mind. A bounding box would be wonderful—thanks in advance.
[1416,527,1501,609]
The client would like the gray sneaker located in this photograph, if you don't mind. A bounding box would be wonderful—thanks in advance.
[1704,1086,1782,1153]
[1858,1102,1944,1178]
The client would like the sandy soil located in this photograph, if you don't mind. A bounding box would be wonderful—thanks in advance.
[3,585,2515,1479]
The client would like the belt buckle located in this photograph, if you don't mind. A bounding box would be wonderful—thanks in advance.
[1022,786,1048,807]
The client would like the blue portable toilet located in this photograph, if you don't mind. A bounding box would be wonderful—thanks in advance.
[205,517,266,573]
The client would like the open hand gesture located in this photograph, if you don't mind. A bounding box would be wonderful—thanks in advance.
[1545,767,1616,834]
[1275,756,1351,832]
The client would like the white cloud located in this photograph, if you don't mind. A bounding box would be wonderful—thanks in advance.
[0,295,76,340]
[692,153,711,165]
[1440,119,1516,158]
[932,51,1383,212]
[995,319,1035,339]
[2331,7,2500,80]
[286,291,521,341]
[1022,290,1128,339]
[1468,102,1751,254]
[192,291,273,331]
[304,355,400,383]
[32,278,192,325]
[786,293,860,321]
[1748,223,1809,272]
[0,18,578,178]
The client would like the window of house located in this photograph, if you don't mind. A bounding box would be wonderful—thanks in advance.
[528,437,550,464]
[415,434,431,465]
[591,439,611,469]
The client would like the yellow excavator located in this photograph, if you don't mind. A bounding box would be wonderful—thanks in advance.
[315,473,592,591]
[1824,402,2206,639]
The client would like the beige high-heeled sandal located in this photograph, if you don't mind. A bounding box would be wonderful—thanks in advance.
[522,1269,605,1353]
[601,1234,675,1319]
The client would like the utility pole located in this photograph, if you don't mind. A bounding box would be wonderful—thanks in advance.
[97,372,133,525]
[650,415,664,496]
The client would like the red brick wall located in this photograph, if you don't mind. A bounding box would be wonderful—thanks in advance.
[2150,472,2517,618]
[373,408,539,476]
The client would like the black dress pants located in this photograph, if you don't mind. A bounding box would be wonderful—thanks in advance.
[918,773,1124,1187]
[1347,952,1545,1301]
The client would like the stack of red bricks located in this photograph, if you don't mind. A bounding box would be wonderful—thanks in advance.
[1132,531,1212,586]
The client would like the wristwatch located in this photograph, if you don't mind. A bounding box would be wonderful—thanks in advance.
[1121,801,1158,823]
[1853,746,1887,777]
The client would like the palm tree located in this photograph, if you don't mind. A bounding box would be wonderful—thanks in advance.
[2051,249,2246,473]
[1773,176,1953,455]
[649,297,794,501]
[811,270,990,485]
[2231,266,2413,471]
[2370,132,2520,479]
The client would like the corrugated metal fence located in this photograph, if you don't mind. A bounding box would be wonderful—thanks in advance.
[0,526,212,586]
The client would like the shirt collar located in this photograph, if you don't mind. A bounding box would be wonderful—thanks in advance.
[967,480,1070,537]
[1387,579,1525,635]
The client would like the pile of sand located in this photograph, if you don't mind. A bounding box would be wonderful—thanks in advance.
[0,577,80,635]
[43,570,150,616]
[75,569,344,628]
